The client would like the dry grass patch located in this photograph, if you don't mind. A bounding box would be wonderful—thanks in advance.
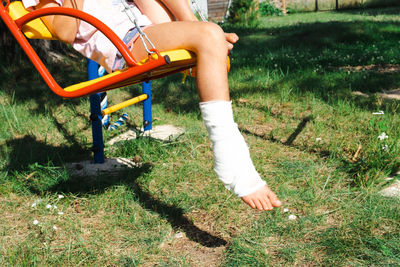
[341,64,400,74]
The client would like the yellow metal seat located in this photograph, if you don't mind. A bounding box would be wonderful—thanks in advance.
[7,1,56,39]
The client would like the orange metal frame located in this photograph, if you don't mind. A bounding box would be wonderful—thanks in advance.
[0,0,170,98]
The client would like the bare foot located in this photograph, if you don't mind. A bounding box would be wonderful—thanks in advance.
[225,33,239,50]
[241,185,282,211]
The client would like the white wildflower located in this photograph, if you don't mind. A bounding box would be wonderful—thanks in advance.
[283,208,289,213]
[372,111,384,115]
[31,199,42,207]
[46,204,52,209]
[378,132,388,141]
[288,214,297,220]
[33,220,39,225]
[53,225,57,230]
[53,205,57,209]
[315,137,322,142]
[175,232,184,238]
[58,211,64,215]
[58,195,64,199]
[382,145,389,151]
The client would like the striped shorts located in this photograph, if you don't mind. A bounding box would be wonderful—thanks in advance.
[112,28,139,71]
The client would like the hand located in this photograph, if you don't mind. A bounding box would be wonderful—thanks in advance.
[241,185,282,211]
[225,33,239,51]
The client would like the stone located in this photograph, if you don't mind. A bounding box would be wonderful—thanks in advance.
[380,180,400,199]
[107,124,185,145]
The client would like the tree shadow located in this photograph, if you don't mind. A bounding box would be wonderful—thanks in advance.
[128,182,227,247]
[338,5,400,16]
[240,115,331,158]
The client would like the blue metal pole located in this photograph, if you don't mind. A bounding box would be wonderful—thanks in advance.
[142,81,152,131]
[88,59,105,163]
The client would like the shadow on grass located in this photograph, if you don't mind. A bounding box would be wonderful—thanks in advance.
[338,6,400,16]
[49,163,227,247]
[224,18,400,109]
[128,182,227,247]
[1,134,227,248]
[1,135,88,172]
[240,115,331,158]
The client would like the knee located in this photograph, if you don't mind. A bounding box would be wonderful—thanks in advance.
[197,22,227,53]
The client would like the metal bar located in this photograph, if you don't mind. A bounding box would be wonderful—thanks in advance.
[101,94,148,116]
[88,59,105,164]
[142,81,152,131]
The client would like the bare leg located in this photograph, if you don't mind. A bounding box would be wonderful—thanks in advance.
[135,0,239,50]
[132,21,229,101]
[131,22,281,211]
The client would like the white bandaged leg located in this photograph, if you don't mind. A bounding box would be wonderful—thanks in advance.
[200,101,266,197]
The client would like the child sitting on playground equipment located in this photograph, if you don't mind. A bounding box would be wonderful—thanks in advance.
[22,0,282,211]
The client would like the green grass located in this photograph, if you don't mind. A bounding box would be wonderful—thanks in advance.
[1,6,400,266]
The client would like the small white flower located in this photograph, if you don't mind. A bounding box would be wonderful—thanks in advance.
[53,225,57,230]
[283,208,289,213]
[53,205,57,209]
[31,202,37,208]
[175,232,184,238]
[33,220,39,225]
[46,204,52,209]
[382,145,389,151]
[378,132,388,141]
[315,137,322,142]
[58,195,64,199]
[274,64,278,67]
[288,214,297,220]
[372,111,384,115]
[58,211,64,215]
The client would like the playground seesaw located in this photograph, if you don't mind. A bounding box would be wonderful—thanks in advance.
[0,0,202,168]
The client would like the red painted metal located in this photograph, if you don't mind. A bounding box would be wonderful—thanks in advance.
[0,1,172,98]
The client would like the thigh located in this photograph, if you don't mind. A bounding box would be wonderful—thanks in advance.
[134,0,173,24]
[131,21,225,60]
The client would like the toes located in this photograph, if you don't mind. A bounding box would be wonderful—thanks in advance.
[259,197,272,210]
[254,199,264,211]
[248,199,256,209]
[268,190,282,207]
[242,196,256,209]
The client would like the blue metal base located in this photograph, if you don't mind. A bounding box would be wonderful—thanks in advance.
[88,59,104,164]
[142,81,152,131]
[87,60,152,163]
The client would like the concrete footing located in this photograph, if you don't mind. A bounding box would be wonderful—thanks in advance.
[66,125,185,176]
[66,157,141,176]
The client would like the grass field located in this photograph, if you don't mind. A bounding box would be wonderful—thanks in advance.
[1,7,400,266]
